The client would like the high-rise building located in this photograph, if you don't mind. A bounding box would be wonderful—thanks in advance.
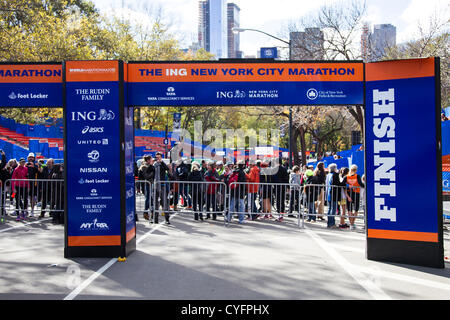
[227,3,241,58]
[361,22,370,62]
[368,24,396,61]
[198,0,228,59]
[289,28,324,60]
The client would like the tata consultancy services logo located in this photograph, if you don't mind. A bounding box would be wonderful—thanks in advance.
[8,92,17,100]
[87,150,100,163]
[166,87,176,96]
[307,88,318,100]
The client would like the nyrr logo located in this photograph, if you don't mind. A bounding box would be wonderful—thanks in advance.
[79,218,109,231]
[71,109,115,121]
[87,150,100,163]
[8,92,17,100]
[166,87,176,96]
[216,90,246,98]
[307,88,318,100]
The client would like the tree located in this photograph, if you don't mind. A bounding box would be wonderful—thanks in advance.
[383,12,449,110]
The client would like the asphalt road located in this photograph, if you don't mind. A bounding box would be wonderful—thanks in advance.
[0,208,449,300]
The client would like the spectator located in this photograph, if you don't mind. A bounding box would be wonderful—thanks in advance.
[346,165,365,230]
[26,153,38,217]
[274,159,289,222]
[49,163,64,224]
[259,160,274,219]
[289,165,301,216]
[188,162,205,221]
[304,169,320,222]
[38,158,53,218]
[138,155,154,220]
[204,161,219,220]
[153,152,171,224]
[227,160,247,224]
[338,167,351,229]
[12,158,29,221]
[314,162,326,221]
[325,163,345,229]
[245,159,260,220]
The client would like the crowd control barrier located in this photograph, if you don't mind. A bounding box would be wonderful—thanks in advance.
[3,179,64,219]
[227,181,304,228]
[135,180,152,219]
[152,180,227,223]
[305,184,365,223]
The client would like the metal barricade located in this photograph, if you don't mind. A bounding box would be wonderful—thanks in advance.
[3,179,64,220]
[152,180,227,224]
[304,183,365,229]
[228,182,304,228]
[0,184,3,224]
[135,180,152,220]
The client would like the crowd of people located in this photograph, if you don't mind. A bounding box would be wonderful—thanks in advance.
[0,152,64,224]
[135,151,365,229]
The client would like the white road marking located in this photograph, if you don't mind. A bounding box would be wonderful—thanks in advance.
[0,218,52,233]
[305,227,392,300]
[63,213,179,300]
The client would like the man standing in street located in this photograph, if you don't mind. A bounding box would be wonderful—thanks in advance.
[153,152,171,224]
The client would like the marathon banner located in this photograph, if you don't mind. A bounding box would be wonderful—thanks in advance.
[127,62,364,106]
[65,61,122,249]
[0,63,62,107]
[123,62,136,245]
[442,120,450,195]
[365,58,443,267]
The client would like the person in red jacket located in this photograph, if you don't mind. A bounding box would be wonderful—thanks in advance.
[245,159,260,220]
[12,158,29,221]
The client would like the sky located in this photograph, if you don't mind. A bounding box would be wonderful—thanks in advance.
[91,0,449,57]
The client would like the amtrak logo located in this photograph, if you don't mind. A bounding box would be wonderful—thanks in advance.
[8,92,17,99]
[307,88,318,100]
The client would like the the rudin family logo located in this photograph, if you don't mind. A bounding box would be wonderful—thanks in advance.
[71,109,115,121]
[87,150,100,163]
[307,88,318,100]
[81,126,104,134]
[216,90,246,99]
[79,218,109,231]
[8,92,17,100]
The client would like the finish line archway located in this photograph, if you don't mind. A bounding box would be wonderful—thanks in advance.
[0,58,443,268]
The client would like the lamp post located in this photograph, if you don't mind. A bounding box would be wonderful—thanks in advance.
[232,27,294,168]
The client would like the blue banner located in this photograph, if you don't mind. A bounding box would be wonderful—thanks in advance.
[128,81,363,106]
[66,80,121,245]
[365,70,439,240]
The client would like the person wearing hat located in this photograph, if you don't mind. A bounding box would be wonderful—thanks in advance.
[175,158,191,209]
[25,152,38,217]
[12,158,30,221]
[187,162,205,221]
